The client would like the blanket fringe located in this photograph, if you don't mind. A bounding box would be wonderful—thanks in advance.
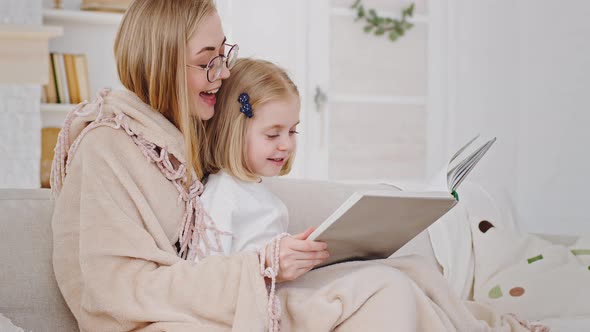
[258,233,289,332]
[49,88,227,260]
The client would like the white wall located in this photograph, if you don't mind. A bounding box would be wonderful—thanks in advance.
[447,0,590,234]
[0,0,43,188]
[516,0,590,234]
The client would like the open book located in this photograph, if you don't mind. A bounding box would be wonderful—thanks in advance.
[308,135,496,267]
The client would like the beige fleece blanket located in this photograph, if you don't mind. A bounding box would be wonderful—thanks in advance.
[279,256,535,332]
[51,89,534,331]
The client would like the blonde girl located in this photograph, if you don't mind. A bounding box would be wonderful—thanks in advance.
[197,59,329,281]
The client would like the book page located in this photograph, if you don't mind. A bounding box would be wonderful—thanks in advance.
[448,137,496,191]
[424,135,495,193]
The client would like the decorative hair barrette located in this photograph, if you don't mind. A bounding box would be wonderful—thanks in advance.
[238,92,253,118]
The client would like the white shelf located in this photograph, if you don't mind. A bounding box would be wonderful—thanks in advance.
[41,103,75,112]
[43,8,123,25]
[41,103,73,128]
[0,25,63,84]
[0,24,63,39]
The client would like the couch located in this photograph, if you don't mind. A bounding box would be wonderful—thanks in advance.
[0,180,575,331]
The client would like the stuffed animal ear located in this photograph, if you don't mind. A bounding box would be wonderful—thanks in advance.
[478,220,495,233]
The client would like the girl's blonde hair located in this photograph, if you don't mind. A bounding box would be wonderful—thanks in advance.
[114,0,216,182]
[205,58,300,181]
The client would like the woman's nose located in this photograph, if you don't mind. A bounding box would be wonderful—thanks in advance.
[219,63,231,80]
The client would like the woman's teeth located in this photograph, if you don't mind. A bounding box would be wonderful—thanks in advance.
[202,88,219,95]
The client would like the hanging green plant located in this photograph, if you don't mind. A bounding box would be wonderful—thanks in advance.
[351,0,415,42]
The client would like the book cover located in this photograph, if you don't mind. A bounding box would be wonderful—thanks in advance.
[50,53,62,104]
[74,54,91,102]
[52,53,70,104]
[306,136,496,267]
[64,54,80,104]
[42,53,57,103]
[41,127,61,188]
[308,190,456,267]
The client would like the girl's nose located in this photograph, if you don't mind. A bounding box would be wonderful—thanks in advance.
[278,137,295,151]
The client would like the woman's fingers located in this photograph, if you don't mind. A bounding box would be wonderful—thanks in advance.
[292,227,315,240]
[286,238,328,252]
[289,250,329,261]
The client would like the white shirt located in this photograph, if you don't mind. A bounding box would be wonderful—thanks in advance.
[197,170,289,256]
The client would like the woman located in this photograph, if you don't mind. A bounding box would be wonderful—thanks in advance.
[52,0,325,330]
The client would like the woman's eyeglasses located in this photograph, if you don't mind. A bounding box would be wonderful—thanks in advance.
[186,43,239,83]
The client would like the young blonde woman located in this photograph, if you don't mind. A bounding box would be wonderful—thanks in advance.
[50,1,543,331]
[51,0,328,330]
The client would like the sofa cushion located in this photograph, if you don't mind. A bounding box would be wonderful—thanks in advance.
[0,313,24,332]
[0,189,78,331]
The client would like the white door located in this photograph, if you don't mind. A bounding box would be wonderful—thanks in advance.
[304,0,449,184]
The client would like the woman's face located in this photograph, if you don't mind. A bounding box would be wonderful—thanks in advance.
[186,12,230,121]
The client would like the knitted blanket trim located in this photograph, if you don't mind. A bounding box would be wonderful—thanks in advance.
[49,89,228,260]
[258,233,290,332]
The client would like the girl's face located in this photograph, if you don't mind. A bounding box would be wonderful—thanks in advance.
[186,12,230,120]
[245,96,300,178]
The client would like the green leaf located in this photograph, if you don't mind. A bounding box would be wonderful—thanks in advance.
[406,3,415,16]
[352,0,413,43]
[389,31,399,41]
[357,6,365,18]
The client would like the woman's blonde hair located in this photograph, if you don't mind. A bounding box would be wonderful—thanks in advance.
[114,0,216,182]
[205,58,300,181]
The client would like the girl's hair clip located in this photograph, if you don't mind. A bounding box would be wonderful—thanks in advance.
[238,93,253,118]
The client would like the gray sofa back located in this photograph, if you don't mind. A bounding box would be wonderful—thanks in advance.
[0,189,78,331]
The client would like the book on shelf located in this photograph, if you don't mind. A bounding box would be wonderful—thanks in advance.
[43,52,90,106]
[74,54,91,102]
[307,135,497,268]
[64,54,80,104]
[51,53,67,104]
[81,0,133,13]
[41,127,61,188]
[43,53,58,104]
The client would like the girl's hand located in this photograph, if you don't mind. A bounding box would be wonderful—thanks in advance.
[265,227,329,283]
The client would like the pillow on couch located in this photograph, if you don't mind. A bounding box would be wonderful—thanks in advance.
[471,214,590,321]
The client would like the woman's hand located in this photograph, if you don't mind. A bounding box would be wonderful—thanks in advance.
[265,227,329,283]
